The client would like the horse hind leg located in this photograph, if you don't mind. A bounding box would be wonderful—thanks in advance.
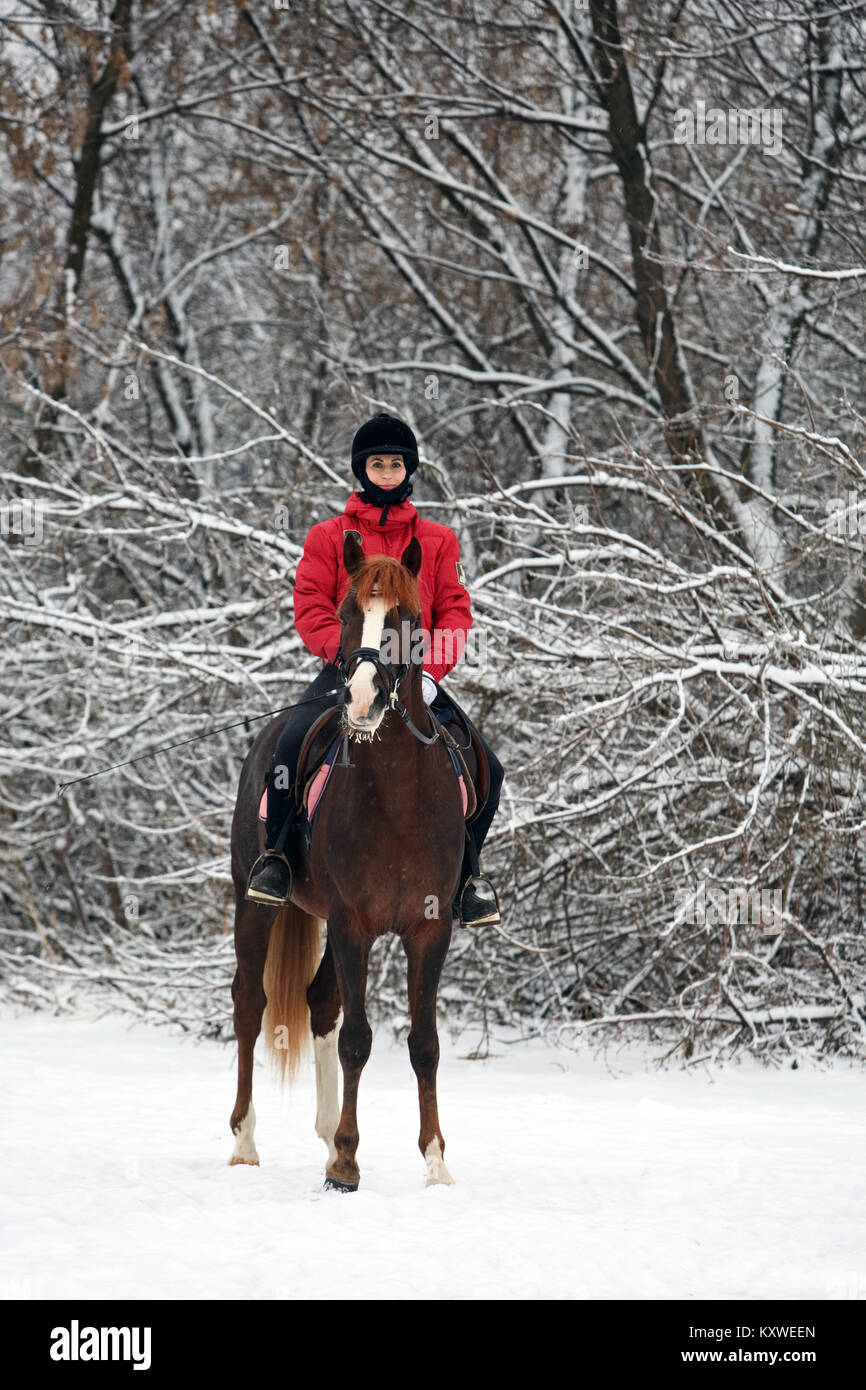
[229,898,272,1165]
[307,937,342,1170]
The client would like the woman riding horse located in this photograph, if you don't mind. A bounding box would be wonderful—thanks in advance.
[245,412,503,927]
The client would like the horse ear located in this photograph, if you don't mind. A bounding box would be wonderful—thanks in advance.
[400,536,422,577]
[343,530,365,577]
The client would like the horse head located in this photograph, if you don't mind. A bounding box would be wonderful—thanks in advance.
[338,532,425,735]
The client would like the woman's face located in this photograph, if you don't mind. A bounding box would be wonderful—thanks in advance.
[365,454,406,490]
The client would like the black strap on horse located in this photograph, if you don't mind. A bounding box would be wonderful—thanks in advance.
[337,609,445,764]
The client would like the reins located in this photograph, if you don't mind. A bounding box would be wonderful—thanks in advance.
[56,597,465,797]
[55,685,347,798]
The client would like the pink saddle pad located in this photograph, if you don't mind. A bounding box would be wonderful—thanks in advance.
[256,759,337,825]
[306,763,332,819]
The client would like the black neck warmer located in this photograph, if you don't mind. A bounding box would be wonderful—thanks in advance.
[357,472,415,527]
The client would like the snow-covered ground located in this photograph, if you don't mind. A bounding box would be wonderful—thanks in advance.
[2,1010,865,1301]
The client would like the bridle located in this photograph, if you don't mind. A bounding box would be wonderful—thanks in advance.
[337,605,442,747]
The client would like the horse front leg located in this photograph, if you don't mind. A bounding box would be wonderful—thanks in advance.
[229,899,273,1165]
[324,921,372,1191]
[404,918,455,1186]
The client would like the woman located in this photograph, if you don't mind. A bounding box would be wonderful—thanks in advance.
[246,412,503,927]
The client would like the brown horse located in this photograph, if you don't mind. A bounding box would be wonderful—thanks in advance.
[228,533,467,1189]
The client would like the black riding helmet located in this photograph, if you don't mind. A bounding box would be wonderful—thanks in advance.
[350,413,419,527]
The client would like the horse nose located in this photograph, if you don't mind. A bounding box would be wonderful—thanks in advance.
[347,667,380,721]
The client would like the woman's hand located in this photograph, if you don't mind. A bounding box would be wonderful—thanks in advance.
[421,672,438,705]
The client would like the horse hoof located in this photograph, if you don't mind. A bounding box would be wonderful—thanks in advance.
[228,1155,260,1166]
[323,1176,358,1193]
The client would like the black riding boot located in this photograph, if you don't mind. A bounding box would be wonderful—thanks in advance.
[450,827,501,928]
[432,694,503,929]
[454,873,501,928]
[245,775,297,906]
[245,845,292,906]
[245,661,343,907]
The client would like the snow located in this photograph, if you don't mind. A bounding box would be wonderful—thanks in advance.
[2,1010,865,1301]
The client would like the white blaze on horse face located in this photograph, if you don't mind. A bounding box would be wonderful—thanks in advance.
[347,594,387,727]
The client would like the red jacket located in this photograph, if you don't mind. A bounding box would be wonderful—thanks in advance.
[293,492,472,684]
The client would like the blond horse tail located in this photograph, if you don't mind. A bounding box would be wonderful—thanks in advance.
[262,900,324,1085]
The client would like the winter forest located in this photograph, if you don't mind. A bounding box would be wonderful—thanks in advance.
[2,0,865,1067]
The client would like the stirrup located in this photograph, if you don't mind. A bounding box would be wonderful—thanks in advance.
[458,874,501,928]
[245,850,292,906]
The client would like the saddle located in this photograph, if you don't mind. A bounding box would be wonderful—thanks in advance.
[296,705,344,816]
[460,714,490,824]
[433,705,490,824]
[257,700,490,829]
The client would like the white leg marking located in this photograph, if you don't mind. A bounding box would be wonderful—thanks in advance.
[424,1136,455,1187]
[314,1013,342,1168]
[229,1102,260,1165]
